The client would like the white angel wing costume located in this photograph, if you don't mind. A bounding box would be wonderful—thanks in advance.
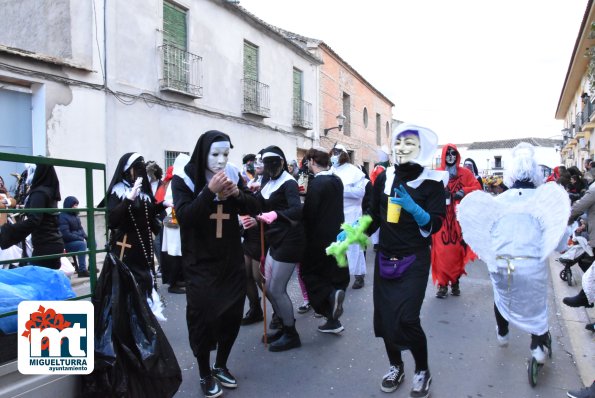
[457,183,570,335]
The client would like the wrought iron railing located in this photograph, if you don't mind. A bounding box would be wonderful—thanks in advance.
[241,78,270,117]
[292,98,313,129]
[159,44,203,97]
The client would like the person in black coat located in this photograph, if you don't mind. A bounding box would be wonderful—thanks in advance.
[172,130,260,397]
[0,163,64,269]
[301,147,348,334]
[59,195,90,277]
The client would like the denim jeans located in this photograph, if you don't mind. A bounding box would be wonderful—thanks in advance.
[64,240,88,272]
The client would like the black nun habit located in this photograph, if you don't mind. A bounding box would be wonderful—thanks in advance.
[171,130,260,377]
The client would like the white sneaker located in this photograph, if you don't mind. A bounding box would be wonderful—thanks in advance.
[496,328,509,347]
[531,346,546,364]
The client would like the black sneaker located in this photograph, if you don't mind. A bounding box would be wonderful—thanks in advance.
[435,285,448,299]
[297,303,311,314]
[381,363,404,393]
[567,381,595,398]
[450,281,460,296]
[168,285,186,294]
[212,365,237,388]
[330,289,345,320]
[409,370,431,398]
[200,375,223,398]
[78,270,90,278]
[317,319,344,334]
[352,275,364,289]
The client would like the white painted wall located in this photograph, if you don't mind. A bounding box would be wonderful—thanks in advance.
[0,0,321,209]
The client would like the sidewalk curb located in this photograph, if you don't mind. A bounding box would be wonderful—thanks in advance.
[549,255,595,386]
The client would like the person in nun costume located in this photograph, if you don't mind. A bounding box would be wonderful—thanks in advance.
[255,145,305,352]
[0,163,64,269]
[104,152,166,318]
[172,130,260,398]
[366,124,447,397]
[457,142,570,368]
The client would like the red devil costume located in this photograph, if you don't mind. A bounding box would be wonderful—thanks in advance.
[431,144,481,297]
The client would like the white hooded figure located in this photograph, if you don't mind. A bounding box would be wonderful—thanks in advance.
[331,144,368,287]
[457,142,570,363]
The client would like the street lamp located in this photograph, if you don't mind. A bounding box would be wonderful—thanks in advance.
[324,114,346,136]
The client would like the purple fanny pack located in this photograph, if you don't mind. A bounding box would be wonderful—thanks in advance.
[378,252,416,279]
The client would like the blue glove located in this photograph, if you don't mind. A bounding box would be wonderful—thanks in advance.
[337,230,347,242]
[390,185,430,226]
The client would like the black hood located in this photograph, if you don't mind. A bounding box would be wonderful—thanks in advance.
[185,130,233,192]
[29,164,61,202]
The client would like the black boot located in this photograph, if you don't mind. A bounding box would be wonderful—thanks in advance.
[269,312,282,330]
[261,328,284,344]
[241,303,264,326]
[563,289,594,308]
[269,324,301,352]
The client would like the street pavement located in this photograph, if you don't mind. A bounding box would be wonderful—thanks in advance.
[72,250,591,397]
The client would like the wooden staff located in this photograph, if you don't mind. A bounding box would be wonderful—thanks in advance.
[260,220,267,346]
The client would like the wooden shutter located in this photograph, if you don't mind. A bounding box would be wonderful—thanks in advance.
[163,2,187,50]
[244,42,258,81]
[293,68,302,100]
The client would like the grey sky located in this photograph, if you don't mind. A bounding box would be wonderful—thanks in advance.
[240,0,587,144]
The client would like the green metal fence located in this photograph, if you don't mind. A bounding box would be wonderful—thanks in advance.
[0,152,107,319]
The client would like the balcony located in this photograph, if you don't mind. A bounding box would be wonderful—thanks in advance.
[292,98,313,129]
[242,78,270,117]
[159,44,203,98]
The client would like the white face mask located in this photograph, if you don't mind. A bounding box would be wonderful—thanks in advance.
[330,155,339,167]
[393,134,421,165]
[207,141,231,173]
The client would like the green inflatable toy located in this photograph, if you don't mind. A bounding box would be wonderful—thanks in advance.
[326,215,372,268]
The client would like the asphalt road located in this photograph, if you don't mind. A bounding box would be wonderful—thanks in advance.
[147,252,584,398]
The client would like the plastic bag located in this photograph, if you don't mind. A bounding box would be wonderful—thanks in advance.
[82,253,181,398]
[0,266,76,333]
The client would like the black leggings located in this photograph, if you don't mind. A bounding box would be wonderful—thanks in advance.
[494,303,549,348]
[383,334,428,372]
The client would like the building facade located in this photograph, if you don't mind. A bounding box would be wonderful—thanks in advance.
[0,0,322,203]
[556,0,595,170]
[314,43,394,172]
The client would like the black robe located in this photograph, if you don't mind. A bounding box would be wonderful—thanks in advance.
[301,173,349,317]
[107,192,161,297]
[368,164,445,347]
[172,130,260,357]
[0,164,64,269]
[256,179,305,263]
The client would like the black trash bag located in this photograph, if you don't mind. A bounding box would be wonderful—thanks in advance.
[81,253,182,398]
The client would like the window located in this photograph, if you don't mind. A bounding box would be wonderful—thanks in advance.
[164,150,189,169]
[342,92,351,136]
[494,156,502,169]
[363,107,368,128]
[242,41,270,117]
[292,68,312,129]
[435,157,441,169]
[386,121,390,137]
[160,2,202,97]
[376,113,381,145]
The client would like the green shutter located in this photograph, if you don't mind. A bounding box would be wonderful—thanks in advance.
[244,42,258,81]
[293,68,302,101]
[163,2,187,50]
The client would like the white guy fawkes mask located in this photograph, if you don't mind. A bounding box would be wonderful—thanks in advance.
[207,141,231,173]
[393,133,421,165]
